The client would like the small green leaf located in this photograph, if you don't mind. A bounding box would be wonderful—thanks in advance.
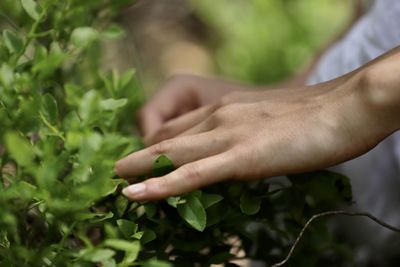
[33,42,67,76]
[143,259,172,267]
[21,0,41,21]
[79,90,100,122]
[240,192,261,215]
[100,98,128,111]
[115,195,129,217]
[152,155,174,177]
[0,64,14,87]
[88,211,114,223]
[65,131,82,150]
[104,239,140,262]
[3,30,24,54]
[4,132,35,167]
[0,231,10,248]
[41,94,58,124]
[201,193,223,209]
[71,27,99,48]
[177,193,207,231]
[289,170,353,204]
[99,179,123,197]
[120,69,135,89]
[102,24,126,39]
[83,249,115,262]
[132,231,144,240]
[117,219,137,238]
[144,202,157,217]
[141,229,156,244]
[167,196,182,208]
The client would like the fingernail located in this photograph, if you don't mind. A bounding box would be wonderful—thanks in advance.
[122,183,146,198]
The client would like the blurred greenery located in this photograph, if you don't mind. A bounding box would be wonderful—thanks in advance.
[0,1,362,266]
[191,0,352,83]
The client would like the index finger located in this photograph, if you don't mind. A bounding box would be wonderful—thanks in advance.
[122,152,235,201]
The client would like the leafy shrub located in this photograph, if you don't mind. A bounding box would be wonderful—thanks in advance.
[0,1,360,266]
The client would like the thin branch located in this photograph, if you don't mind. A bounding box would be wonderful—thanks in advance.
[271,210,400,267]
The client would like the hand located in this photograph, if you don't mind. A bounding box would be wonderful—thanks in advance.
[116,69,393,201]
[137,74,248,140]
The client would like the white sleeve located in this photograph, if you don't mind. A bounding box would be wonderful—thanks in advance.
[308,0,400,85]
[306,0,400,258]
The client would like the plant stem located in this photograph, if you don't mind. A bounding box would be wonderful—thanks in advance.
[13,9,47,66]
[271,210,400,267]
[57,221,77,253]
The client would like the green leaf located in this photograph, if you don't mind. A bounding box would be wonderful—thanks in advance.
[102,24,126,40]
[41,94,58,124]
[166,196,181,208]
[104,239,140,252]
[0,231,10,248]
[115,195,129,217]
[65,131,82,150]
[83,249,115,262]
[0,64,14,87]
[79,90,100,122]
[21,0,41,21]
[100,98,128,111]
[3,30,24,54]
[143,259,172,267]
[152,155,175,177]
[71,27,99,48]
[289,170,353,204]
[120,69,135,89]
[117,219,138,238]
[104,239,140,262]
[177,193,207,231]
[240,191,261,215]
[201,193,223,209]
[83,211,114,223]
[33,42,67,76]
[141,229,156,244]
[144,202,157,217]
[132,231,144,240]
[4,132,35,167]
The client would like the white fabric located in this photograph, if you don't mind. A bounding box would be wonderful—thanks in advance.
[308,0,400,263]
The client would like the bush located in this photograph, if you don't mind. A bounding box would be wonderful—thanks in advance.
[0,1,359,266]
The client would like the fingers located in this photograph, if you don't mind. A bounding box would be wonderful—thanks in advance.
[144,105,216,145]
[137,107,164,137]
[115,131,230,178]
[177,118,214,137]
[122,152,235,201]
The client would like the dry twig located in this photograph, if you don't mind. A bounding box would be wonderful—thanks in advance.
[271,210,400,267]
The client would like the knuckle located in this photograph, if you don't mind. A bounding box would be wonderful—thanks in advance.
[220,103,239,113]
[181,163,202,181]
[213,103,240,122]
[149,140,173,155]
[156,125,172,140]
[221,92,242,105]
[146,177,170,198]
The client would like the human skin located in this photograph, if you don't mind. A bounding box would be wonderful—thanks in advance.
[115,46,400,201]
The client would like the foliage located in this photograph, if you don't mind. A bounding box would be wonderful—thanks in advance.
[0,1,356,266]
[191,0,352,83]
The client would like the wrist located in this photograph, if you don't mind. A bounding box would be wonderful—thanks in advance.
[359,64,400,133]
